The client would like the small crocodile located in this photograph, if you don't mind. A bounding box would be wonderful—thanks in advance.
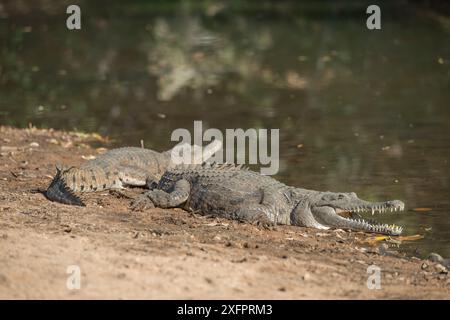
[131,163,405,235]
[45,141,221,206]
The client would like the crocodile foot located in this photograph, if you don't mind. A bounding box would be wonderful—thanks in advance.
[253,220,276,230]
[131,194,155,211]
[109,189,134,200]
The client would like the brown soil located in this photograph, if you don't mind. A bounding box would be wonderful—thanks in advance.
[0,126,448,299]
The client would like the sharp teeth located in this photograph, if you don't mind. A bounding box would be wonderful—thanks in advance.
[371,208,374,215]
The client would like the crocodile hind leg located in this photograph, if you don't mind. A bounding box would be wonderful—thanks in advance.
[233,205,276,228]
[101,165,159,201]
[131,179,191,211]
[117,165,159,187]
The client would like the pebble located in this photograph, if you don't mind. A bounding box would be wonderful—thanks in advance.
[302,273,311,281]
[29,142,39,147]
[435,264,448,274]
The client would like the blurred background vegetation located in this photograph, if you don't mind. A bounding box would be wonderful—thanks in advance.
[0,0,449,256]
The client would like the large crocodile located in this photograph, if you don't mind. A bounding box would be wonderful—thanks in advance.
[131,163,405,235]
[45,141,221,206]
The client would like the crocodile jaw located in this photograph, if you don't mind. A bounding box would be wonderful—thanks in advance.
[335,200,405,215]
[333,200,405,235]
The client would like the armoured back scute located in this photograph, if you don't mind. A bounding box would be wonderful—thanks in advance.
[158,162,283,191]
[80,147,167,170]
[162,162,249,179]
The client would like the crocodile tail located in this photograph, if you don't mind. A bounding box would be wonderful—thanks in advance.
[45,167,85,206]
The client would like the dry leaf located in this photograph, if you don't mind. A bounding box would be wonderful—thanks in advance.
[47,138,59,145]
[61,141,73,148]
[413,208,432,212]
[81,155,96,160]
[96,147,108,154]
[363,234,423,246]
[363,235,389,246]
[396,234,424,241]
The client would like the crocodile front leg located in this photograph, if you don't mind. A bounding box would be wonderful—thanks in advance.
[131,179,191,211]
[290,200,330,230]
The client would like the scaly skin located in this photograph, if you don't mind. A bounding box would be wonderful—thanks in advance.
[45,141,222,206]
[131,164,405,236]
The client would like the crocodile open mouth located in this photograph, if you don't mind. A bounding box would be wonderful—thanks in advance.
[336,201,405,215]
[333,200,405,235]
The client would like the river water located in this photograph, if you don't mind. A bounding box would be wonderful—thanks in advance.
[1,1,449,257]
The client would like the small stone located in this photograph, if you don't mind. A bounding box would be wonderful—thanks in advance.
[435,264,448,274]
[438,274,447,281]
[421,262,429,270]
[205,277,213,284]
[302,273,311,281]
[29,142,39,147]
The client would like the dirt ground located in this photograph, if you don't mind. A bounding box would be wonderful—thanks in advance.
[0,126,448,299]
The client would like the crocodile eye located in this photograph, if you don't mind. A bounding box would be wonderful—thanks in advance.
[338,194,345,200]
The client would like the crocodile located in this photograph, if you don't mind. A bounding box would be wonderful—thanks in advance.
[45,140,222,206]
[131,163,405,235]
